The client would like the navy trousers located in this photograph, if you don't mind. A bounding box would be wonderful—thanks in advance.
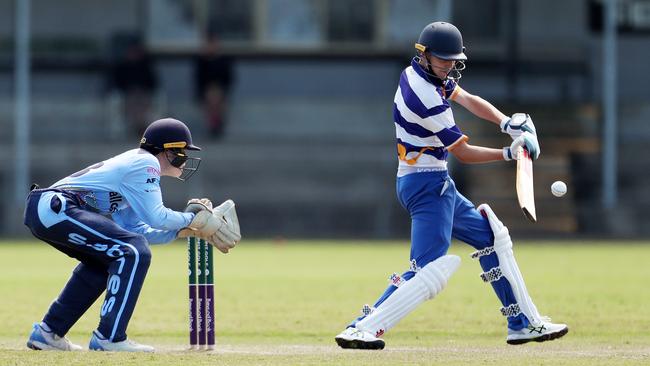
[24,189,151,342]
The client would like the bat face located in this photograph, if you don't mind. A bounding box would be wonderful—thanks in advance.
[516,147,537,222]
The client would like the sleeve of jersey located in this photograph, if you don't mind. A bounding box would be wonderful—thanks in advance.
[446,81,462,101]
[112,207,179,245]
[120,160,194,231]
[437,125,467,149]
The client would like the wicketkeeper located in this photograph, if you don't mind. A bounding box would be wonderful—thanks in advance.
[335,22,567,350]
[23,118,241,352]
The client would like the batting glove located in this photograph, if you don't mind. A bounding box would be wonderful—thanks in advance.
[501,113,537,140]
[503,132,540,161]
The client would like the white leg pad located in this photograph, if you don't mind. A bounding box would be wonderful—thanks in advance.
[478,204,543,326]
[355,255,461,337]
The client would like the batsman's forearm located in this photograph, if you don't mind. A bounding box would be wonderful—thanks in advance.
[451,144,505,164]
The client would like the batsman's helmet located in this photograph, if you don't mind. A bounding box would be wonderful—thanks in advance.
[415,22,466,61]
[140,118,201,181]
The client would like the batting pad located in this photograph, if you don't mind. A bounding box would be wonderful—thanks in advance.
[478,203,543,326]
[356,255,461,337]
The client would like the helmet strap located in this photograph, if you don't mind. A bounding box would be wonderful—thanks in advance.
[413,54,444,86]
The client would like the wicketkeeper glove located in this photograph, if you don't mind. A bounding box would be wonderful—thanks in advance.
[184,198,213,214]
[500,113,537,140]
[177,198,215,239]
[177,199,241,254]
[503,132,540,161]
[206,200,241,254]
[177,210,221,239]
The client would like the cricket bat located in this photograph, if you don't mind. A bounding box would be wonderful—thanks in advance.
[516,147,537,222]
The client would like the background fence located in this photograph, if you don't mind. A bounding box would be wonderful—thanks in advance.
[2,0,650,238]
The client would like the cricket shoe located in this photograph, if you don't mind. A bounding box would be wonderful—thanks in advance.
[89,330,155,352]
[506,320,568,345]
[335,327,385,350]
[26,322,83,351]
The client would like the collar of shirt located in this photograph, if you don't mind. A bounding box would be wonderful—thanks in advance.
[411,59,444,87]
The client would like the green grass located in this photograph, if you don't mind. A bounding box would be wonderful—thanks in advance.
[1,240,649,365]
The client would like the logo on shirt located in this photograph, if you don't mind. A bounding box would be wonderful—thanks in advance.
[146,167,160,176]
[109,192,122,213]
[146,177,157,184]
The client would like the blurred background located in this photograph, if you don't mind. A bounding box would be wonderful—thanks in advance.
[1,0,649,239]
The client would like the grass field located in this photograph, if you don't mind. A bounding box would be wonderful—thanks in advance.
[1,239,649,365]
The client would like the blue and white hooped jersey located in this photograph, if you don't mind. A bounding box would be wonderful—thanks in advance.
[51,148,194,244]
[394,59,468,177]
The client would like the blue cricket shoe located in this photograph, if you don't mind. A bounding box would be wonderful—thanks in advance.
[27,322,83,351]
[89,330,155,352]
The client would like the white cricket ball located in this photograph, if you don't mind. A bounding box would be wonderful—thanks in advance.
[551,181,567,197]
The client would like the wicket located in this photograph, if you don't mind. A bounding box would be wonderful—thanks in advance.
[188,237,215,350]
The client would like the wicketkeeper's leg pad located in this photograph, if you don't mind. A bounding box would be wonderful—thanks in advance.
[473,204,543,326]
[355,255,461,337]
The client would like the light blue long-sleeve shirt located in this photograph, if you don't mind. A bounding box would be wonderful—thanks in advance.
[51,148,193,244]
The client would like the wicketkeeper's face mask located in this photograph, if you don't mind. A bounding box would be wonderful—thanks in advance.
[167,148,201,181]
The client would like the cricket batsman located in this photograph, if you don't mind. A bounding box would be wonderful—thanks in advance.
[335,22,568,349]
[23,118,241,352]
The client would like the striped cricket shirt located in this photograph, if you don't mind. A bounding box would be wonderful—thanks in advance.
[394,59,468,177]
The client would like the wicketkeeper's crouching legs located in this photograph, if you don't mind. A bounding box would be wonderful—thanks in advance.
[42,262,107,338]
[24,189,154,351]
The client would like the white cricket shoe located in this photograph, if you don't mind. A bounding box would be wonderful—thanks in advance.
[89,330,155,352]
[507,320,569,345]
[26,322,83,351]
[335,327,385,350]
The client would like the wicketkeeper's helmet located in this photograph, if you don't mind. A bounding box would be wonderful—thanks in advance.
[140,118,201,181]
[140,118,201,153]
